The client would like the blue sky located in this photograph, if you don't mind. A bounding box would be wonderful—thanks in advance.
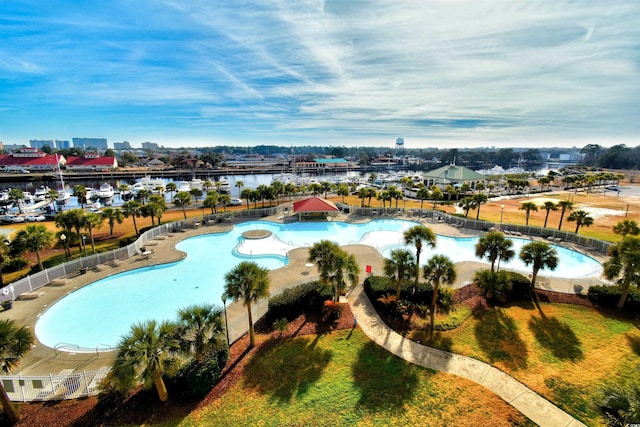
[1,1,638,149]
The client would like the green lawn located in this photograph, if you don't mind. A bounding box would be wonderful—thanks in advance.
[413,302,640,425]
[179,329,533,427]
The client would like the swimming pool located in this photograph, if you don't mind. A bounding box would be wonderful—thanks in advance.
[35,219,602,351]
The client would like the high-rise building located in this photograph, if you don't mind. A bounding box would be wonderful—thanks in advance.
[113,141,132,150]
[72,137,108,150]
[30,139,55,149]
[141,141,159,150]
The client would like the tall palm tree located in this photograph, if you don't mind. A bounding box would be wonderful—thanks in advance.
[475,231,515,272]
[567,209,594,234]
[177,303,226,362]
[0,235,11,287]
[165,182,177,201]
[7,189,25,214]
[336,184,349,203]
[473,193,488,220]
[403,225,437,292]
[613,219,640,237]
[82,212,104,254]
[541,201,558,228]
[121,200,142,236]
[100,207,124,235]
[112,320,181,402]
[173,191,192,219]
[224,261,270,348]
[458,197,475,218]
[308,240,360,302]
[416,185,429,209]
[519,201,538,226]
[603,236,640,309]
[519,241,559,293]
[383,249,415,299]
[72,185,88,208]
[557,200,573,230]
[423,255,456,335]
[430,187,443,210]
[204,192,219,214]
[14,224,54,271]
[0,319,34,423]
[234,180,244,197]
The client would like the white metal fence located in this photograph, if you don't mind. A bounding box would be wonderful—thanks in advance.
[0,368,111,402]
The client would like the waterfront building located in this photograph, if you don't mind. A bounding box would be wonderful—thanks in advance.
[65,152,118,171]
[422,164,486,190]
[0,147,64,171]
[72,137,108,150]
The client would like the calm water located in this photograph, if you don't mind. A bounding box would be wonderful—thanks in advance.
[35,219,602,351]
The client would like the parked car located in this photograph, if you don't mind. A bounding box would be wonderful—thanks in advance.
[605,186,621,191]
[25,214,46,222]
[10,216,25,223]
[228,198,243,206]
[0,215,16,224]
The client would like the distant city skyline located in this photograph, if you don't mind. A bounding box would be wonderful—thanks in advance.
[1,1,638,149]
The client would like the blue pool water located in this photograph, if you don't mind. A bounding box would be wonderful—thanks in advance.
[35,220,602,350]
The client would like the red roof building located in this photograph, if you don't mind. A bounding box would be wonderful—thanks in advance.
[65,153,118,171]
[293,196,339,221]
[0,148,63,171]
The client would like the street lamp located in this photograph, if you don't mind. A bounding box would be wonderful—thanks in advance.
[82,234,87,257]
[60,234,67,261]
[221,292,230,346]
[500,204,505,228]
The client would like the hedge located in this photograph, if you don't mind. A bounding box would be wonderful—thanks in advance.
[588,285,640,312]
[267,281,332,320]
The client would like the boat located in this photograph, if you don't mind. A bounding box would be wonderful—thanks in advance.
[176,181,191,192]
[190,178,204,190]
[33,186,50,202]
[217,178,231,193]
[95,183,115,199]
[135,176,166,193]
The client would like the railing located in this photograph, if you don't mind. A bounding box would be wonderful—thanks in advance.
[0,368,111,402]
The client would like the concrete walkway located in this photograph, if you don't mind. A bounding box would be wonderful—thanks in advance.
[347,283,587,427]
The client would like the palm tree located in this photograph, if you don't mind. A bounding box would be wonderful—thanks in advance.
[112,320,181,402]
[383,249,415,299]
[336,184,349,203]
[603,236,640,309]
[72,185,88,208]
[14,224,54,271]
[135,189,150,204]
[121,200,142,236]
[165,182,177,201]
[557,200,573,230]
[416,185,429,209]
[308,240,360,302]
[519,241,559,293]
[613,219,639,238]
[430,187,443,210]
[224,261,270,348]
[473,193,488,220]
[82,212,104,254]
[403,225,437,292]
[218,194,231,212]
[541,201,558,228]
[173,191,192,219]
[100,207,124,235]
[423,255,456,335]
[595,383,640,426]
[519,202,538,226]
[8,189,25,214]
[204,192,219,214]
[0,236,11,287]
[458,197,475,218]
[0,319,34,423]
[234,180,244,197]
[567,209,594,234]
[475,231,515,272]
[189,188,203,202]
[177,303,226,363]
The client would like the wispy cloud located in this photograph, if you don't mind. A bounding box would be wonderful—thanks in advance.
[0,0,638,147]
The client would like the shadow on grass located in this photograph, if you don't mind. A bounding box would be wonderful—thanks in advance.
[528,316,584,361]
[242,335,332,404]
[627,333,640,356]
[474,308,528,370]
[351,341,420,411]
[409,330,453,352]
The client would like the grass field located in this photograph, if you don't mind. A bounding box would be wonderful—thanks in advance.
[179,329,534,427]
[409,302,640,425]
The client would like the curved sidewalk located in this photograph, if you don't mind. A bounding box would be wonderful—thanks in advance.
[347,284,586,427]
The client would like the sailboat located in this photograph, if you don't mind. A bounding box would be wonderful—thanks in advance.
[54,154,70,205]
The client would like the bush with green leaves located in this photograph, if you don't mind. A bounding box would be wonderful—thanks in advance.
[363,275,394,301]
[503,271,531,300]
[588,285,640,312]
[167,347,229,401]
[4,257,28,273]
[474,270,513,304]
[365,275,451,313]
[267,281,332,320]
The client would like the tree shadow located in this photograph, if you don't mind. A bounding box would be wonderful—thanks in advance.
[242,335,332,403]
[409,330,453,352]
[351,341,420,412]
[528,316,583,362]
[627,333,640,356]
[474,308,528,370]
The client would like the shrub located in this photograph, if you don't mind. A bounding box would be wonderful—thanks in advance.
[503,271,531,301]
[588,285,640,312]
[363,275,393,301]
[273,317,288,336]
[438,287,453,313]
[42,254,67,269]
[322,300,344,321]
[474,270,513,305]
[268,281,332,320]
[168,347,229,401]
[4,257,28,273]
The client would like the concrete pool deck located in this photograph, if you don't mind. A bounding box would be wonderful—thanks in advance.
[1,212,607,379]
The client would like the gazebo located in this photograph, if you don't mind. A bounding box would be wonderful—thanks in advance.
[293,196,340,221]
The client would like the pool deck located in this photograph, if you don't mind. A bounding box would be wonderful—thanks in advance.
[2,211,607,378]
